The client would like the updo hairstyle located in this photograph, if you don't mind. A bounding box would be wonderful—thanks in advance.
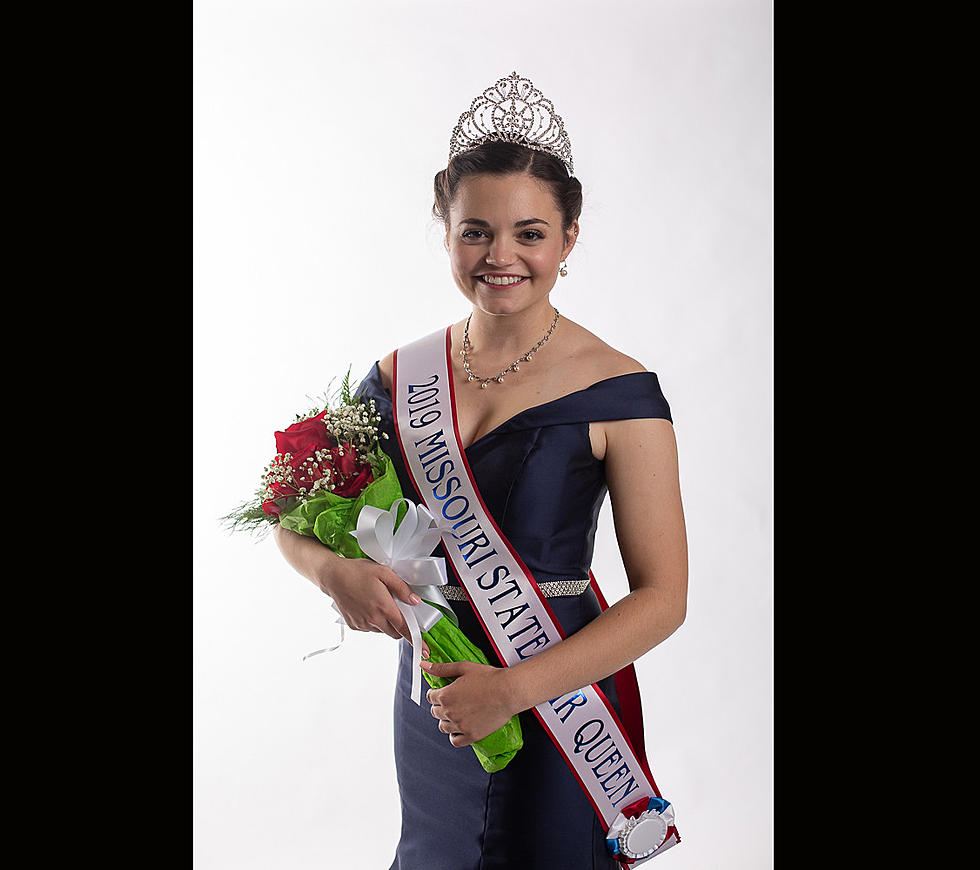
[433,140,583,236]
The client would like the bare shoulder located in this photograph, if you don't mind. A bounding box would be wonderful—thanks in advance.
[561,320,657,461]
[595,347,648,380]
[564,319,649,382]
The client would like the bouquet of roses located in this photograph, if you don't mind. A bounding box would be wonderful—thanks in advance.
[224,371,522,773]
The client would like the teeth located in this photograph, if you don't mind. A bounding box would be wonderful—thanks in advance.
[482,275,526,285]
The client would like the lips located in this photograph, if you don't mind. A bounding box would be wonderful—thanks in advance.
[477,273,529,286]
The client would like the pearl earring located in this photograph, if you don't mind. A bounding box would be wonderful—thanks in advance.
[559,261,568,277]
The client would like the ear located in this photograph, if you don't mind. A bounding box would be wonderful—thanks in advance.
[562,220,579,260]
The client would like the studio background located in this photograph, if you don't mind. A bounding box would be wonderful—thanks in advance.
[193,1,772,867]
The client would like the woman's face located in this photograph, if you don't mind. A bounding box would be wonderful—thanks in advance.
[445,172,577,319]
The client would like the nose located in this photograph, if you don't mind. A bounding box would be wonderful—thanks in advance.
[485,237,517,267]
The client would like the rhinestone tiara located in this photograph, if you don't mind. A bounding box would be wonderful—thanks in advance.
[448,71,575,177]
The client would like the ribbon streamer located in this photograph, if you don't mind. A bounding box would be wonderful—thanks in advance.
[304,498,456,705]
[301,623,345,661]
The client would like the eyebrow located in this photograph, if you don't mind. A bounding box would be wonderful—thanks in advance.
[459,218,551,228]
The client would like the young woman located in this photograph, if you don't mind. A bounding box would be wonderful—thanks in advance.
[274,72,688,869]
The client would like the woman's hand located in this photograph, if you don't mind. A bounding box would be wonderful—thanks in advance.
[326,558,429,655]
[421,659,519,747]
[272,526,428,655]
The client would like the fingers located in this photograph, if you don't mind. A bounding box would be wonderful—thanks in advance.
[429,702,458,735]
[427,691,446,720]
[353,585,411,641]
[367,618,403,641]
[388,607,414,643]
[367,616,429,656]
[336,564,429,654]
[384,593,431,656]
[367,567,417,640]
[420,659,472,679]
[377,566,423,607]
[427,692,466,743]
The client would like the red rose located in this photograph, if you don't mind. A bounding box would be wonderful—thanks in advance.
[261,465,303,517]
[289,446,337,493]
[262,498,284,518]
[333,463,374,497]
[273,411,334,456]
[261,440,374,515]
[327,442,374,497]
[329,443,358,477]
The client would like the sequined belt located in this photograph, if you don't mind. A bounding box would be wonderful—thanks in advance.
[440,577,592,600]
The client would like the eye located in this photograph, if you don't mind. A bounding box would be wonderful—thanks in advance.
[520,230,545,241]
[461,229,486,240]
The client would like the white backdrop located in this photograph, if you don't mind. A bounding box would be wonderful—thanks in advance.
[193,1,772,867]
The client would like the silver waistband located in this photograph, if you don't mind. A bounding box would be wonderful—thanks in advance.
[440,577,592,600]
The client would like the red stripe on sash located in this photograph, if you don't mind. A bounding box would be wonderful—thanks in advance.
[590,572,656,789]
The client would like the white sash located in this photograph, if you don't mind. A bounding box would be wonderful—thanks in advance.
[391,326,679,863]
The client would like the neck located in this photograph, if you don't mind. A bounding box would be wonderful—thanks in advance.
[463,299,558,357]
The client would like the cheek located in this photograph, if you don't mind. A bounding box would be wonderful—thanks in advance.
[526,248,561,275]
[450,248,475,275]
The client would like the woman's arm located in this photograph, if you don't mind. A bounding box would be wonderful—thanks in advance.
[423,416,687,746]
[506,416,687,708]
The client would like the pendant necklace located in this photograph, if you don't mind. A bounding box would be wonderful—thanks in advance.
[461,307,561,388]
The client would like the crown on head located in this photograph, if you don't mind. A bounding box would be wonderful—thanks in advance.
[448,71,575,177]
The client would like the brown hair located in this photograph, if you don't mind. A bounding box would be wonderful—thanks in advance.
[433,140,583,235]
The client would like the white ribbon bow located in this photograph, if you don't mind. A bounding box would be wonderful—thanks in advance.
[304,498,456,706]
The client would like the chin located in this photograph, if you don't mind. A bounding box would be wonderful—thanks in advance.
[474,300,518,317]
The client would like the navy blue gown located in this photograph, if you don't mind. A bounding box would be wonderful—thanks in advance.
[354,359,672,870]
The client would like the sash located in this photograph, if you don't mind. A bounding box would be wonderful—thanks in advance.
[391,326,680,864]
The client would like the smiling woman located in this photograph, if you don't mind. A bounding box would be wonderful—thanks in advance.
[272,70,687,869]
[442,169,577,326]
[436,138,581,300]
